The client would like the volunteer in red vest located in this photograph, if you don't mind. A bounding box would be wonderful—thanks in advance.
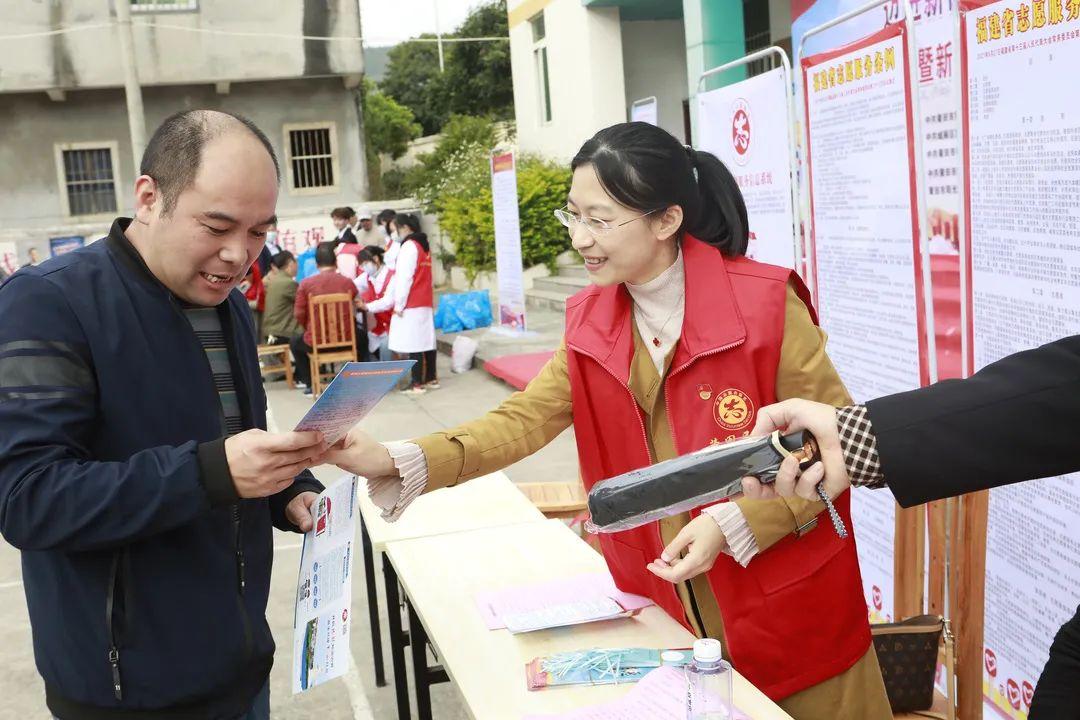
[323,123,889,719]
[354,245,394,362]
[359,213,438,394]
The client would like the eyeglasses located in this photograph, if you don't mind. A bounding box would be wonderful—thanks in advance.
[553,206,660,237]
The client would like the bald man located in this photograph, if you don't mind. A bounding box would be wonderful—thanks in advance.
[0,110,326,719]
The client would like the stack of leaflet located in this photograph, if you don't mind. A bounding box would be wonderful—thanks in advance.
[474,572,653,634]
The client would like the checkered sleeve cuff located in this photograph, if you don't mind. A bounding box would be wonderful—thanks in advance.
[836,405,886,489]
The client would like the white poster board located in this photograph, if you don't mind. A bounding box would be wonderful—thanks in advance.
[697,67,797,269]
[961,3,1080,716]
[490,151,527,330]
[804,25,929,623]
[630,96,658,126]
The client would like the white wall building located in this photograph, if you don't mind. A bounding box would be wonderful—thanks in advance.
[507,0,792,162]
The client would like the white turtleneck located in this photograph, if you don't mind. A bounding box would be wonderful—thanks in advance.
[626,249,685,374]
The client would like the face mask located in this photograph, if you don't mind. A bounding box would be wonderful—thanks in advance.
[362,262,377,276]
[390,231,401,243]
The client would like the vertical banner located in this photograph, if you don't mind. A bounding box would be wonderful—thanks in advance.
[490,151,527,331]
[630,96,659,125]
[915,2,966,381]
[961,2,1080,717]
[697,67,798,269]
[0,242,17,277]
[49,236,85,257]
[803,23,929,623]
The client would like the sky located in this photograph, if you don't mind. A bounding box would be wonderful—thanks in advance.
[359,0,491,47]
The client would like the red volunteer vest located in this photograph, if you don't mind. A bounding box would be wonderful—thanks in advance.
[362,268,396,336]
[565,237,871,701]
[404,238,433,309]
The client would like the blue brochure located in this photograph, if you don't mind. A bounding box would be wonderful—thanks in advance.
[294,360,415,445]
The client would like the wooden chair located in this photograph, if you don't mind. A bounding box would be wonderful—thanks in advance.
[308,293,358,398]
[257,343,294,388]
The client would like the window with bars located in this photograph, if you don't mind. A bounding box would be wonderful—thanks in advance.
[56,144,119,217]
[742,0,772,77]
[130,0,199,12]
[284,124,338,194]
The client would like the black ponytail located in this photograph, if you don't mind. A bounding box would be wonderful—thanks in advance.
[396,213,429,253]
[687,149,748,256]
[570,122,748,256]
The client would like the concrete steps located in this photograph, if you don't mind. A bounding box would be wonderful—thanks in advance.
[525,266,590,312]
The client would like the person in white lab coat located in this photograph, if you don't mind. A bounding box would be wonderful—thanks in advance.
[358,214,438,394]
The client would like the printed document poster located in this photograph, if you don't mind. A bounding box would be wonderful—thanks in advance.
[698,67,797,269]
[630,96,659,125]
[803,24,929,623]
[961,2,1080,716]
[293,475,358,693]
[490,151,527,330]
[294,360,414,446]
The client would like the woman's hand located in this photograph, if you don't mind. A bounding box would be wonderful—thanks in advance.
[355,298,367,311]
[320,425,397,479]
[646,514,729,583]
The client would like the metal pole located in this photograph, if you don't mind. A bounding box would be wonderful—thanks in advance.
[953,7,971,379]
[114,0,147,177]
[433,0,444,72]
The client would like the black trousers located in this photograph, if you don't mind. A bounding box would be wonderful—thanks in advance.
[409,350,437,387]
[1031,603,1080,718]
[290,336,313,387]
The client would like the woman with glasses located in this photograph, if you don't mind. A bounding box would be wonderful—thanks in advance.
[324,122,889,720]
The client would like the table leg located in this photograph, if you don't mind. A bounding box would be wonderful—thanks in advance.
[383,556,411,720]
[360,515,386,687]
[408,600,433,720]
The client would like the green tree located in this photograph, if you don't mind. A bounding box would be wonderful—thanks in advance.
[362,79,421,159]
[442,1,513,120]
[379,35,449,136]
[432,151,571,283]
[379,1,512,136]
[403,114,499,196]
[361,79,421,198]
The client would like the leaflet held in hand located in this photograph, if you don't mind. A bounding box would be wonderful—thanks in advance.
[294,360,414,445]
[292,475,359,694]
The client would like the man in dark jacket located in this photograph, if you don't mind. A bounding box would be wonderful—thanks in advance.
[0,109,326,720]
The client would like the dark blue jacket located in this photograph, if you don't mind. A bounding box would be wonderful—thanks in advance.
[0,219,322,719]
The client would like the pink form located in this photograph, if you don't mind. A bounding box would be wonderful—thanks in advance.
[474,572,654,630]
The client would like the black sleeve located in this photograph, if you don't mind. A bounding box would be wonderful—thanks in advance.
[867,335,1080,507]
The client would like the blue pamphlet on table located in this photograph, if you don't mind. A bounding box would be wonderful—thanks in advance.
[294,360,415,445]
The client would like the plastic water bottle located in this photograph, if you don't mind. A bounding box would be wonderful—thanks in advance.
[686,638,733,720]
